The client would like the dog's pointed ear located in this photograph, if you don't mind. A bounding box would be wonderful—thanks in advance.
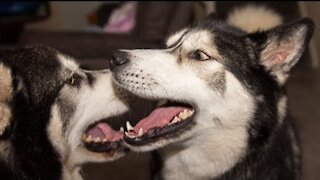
[248,18,315,84]
[0,63,13,136]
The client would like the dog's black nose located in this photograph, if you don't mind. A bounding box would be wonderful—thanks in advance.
[110,51,129,70]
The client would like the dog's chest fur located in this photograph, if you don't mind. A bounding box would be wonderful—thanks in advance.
[155,115,300,180]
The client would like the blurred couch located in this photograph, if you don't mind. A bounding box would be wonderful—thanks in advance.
[19,2,197,69]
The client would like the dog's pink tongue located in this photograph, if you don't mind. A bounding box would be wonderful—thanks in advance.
[87,123,122,142]
[133,107,185,133]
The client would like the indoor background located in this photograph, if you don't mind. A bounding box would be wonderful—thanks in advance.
[0,1,319,180]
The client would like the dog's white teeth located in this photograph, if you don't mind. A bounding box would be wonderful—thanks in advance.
[86,135,93,142]
[94,137,102,143]
[138,128,143,137]
[177,109,194,120]
[126,121,134,131]
[120,127,124,133]
[169,116,181,125]
[125,131,136,138]
[103,138,107,143]
[172,116,181,123]
[189,109,195,115]
[178,111,189,119]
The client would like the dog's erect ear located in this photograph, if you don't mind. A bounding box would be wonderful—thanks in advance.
[0,63,13,136]
[248,18,315,84]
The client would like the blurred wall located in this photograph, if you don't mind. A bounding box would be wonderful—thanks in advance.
[26,1,118,31]
[299,2,320,68]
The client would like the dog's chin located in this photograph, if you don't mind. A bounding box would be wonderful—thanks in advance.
[72,146,128,164]
[122,100,198,151]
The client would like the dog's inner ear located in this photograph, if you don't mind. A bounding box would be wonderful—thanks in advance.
[249,18,314,84]
[0,63,13,136]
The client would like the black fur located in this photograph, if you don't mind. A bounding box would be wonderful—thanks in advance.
[0,45,64,180]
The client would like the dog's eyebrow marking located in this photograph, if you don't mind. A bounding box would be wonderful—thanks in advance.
[166,30,189,50]
[209,71,226,95]
[84,72,96,87]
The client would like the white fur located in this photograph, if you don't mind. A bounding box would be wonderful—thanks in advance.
[227,5,283,33]
[114,30,255,179]
[66,71,129,151]
[48,55,129,179]
[277,96,287,125]
[0,63,12,102]
[166,28,188,47]
[48,104,67,158]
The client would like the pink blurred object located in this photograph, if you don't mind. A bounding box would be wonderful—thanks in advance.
[104,1,137,33]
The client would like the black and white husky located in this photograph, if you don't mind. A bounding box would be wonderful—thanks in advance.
[0,45,132,179]
[110,6,315,180]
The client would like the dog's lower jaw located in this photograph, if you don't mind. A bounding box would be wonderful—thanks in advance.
[159,126,248,180]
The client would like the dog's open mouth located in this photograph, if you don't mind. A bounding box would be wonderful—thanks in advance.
[82,121,124,153]
[123,101,196,145]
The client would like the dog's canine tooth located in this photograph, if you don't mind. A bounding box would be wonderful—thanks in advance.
[138,128,143,137]
[126,121,134,131]
[120,127,124,132]
[103,138,107,142]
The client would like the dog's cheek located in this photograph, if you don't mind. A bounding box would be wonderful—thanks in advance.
[208,70,226,95]
[47,104,67,158]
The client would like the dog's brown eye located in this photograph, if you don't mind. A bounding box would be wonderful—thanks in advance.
[189,50,210,61]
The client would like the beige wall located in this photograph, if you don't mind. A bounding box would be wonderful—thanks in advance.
[299,2,320,68]
[26,1,118,31]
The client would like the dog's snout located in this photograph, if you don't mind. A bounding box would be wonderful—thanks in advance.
[110,51,129,70]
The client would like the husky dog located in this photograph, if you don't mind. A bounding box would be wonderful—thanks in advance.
[0,45,132,180]
[110,6,315,180]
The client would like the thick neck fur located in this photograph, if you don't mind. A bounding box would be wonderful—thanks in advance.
[0,92,63,180]
[157,71,296,180]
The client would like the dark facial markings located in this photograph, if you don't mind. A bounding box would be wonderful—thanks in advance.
[56,97,75,134]
[166,30,189,49]
[85,72,96,87]
[209,70,226,95]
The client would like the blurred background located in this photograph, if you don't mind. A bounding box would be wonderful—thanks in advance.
[0,1,319,180]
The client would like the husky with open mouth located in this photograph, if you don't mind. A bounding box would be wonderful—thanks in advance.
[110,6,315,180]
[0,45,133,180]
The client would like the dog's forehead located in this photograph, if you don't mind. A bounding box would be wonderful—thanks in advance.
[166,28,189,48]
[182,30,215,49]
[57,54,79,72]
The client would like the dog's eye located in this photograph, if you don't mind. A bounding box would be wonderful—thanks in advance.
[189,50,210,61]
[66,76,75,86]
